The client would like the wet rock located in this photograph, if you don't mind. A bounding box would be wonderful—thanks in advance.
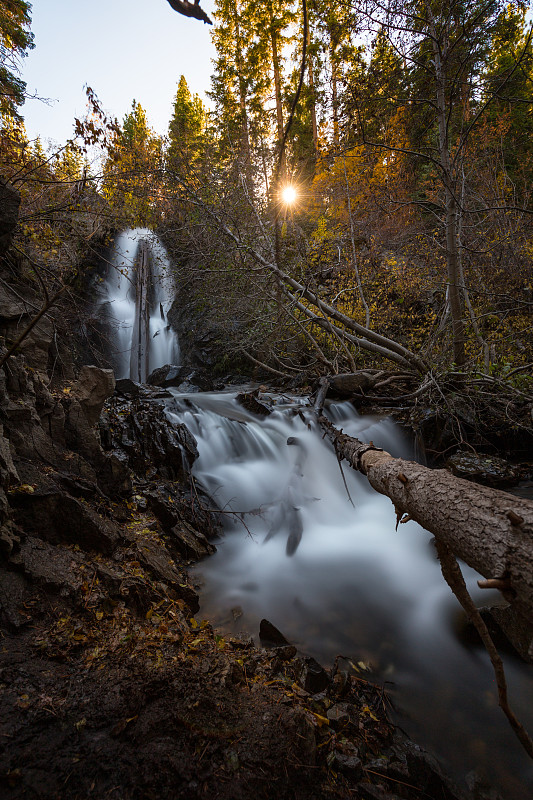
[297,656,330,694]
[136,538,182,585]
[97,567,161,616]
[403,740,468,800]
[478,605,533,664]
[236,391,271,416]
[169,523,216,561]
[259,618,291,647]
[466,771,505,800]
[0,297,53,372]
[103,398,198,482]
[0,422,18,485]
[115,378,142,397]
[334,751,363,779]
[326,703,353,728]
[228,634,255,650]
[446,452,519,488]
[73,365,116,426]
[9,486,120,554]
[11,535,83,597]
[0,569,33,630]
[145,489,180,529]
[98,451,132,496]
[291,707,317,766]
[276,645,297,661]
[147,364,214,392]
[63,398,131,497]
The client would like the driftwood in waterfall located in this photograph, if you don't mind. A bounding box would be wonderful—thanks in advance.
[317,412,533,661]
[130,240,151,383]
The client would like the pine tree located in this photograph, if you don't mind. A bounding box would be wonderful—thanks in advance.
[167,75,206,179]
[0,0,34,120]
[482,4,533,178]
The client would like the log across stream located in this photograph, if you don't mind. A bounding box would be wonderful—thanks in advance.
[166,388,533,798]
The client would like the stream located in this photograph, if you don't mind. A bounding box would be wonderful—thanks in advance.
[166,389,533,800]
[101,229,533,799]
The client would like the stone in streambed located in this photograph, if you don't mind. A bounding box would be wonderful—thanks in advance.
[334,751,363,779]
[236,391,271,416]
[297,655,330,694]
[446,451,519,488]
[259,618,291,647]
[147,364,214,392]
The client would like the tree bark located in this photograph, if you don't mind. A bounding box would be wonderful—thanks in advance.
[319,415,533,656]
[429,12,466,367]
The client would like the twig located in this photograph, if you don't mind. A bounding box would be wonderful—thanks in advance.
[435,539,533,761]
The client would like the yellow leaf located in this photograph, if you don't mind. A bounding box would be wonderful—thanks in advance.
[362,705,378,721]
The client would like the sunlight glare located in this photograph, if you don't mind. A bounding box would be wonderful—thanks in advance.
[281,185,297,205]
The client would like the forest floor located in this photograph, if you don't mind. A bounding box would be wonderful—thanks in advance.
[0,498,464,800]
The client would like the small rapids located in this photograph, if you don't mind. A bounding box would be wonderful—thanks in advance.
[97,228,179,379]
[166,389,533,799]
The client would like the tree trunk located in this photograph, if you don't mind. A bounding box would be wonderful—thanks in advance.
[319,415,533,658]
[307,29,318,159]
[330,47,340,147]
[268,4,285,177]
[430,14,466,367]
[233,5,253,182]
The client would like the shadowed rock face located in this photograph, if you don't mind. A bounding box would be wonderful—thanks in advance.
[0,178,20,255]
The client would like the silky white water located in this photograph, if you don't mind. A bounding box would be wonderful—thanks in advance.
[166,389,533,798]
[98,228,179,378]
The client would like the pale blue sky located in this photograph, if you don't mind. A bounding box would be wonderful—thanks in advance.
[20,0,216,146]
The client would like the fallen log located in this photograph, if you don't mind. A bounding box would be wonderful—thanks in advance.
[317,413,533,660]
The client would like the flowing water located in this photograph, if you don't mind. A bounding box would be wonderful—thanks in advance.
[98,228,533,797]
[166,389,533,799]
[97,228,179,378]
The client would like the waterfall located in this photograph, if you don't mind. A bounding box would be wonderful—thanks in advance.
[165,389,533,799]
[98,228,179,381]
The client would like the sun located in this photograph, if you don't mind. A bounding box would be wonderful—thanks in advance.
[281,185,297,205]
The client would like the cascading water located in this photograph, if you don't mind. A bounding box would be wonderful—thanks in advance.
[98,228,179,380]
[165,389,533,799]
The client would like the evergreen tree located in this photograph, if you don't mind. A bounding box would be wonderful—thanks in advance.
[167,75,206,178]
[0,0,34,120]
[482,4,533,178]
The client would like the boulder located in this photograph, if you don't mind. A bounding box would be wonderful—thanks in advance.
[115,378,142,397]
[73,365,116,426]
[446,451,519,488]
[236,391,272,416]
[103,398,198,482]
[9,486,121,554]
[64,398,131,497]
[169,522,216,561]
[297,656,330,694]
[259,618,291,647]
[147,364,214,392]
